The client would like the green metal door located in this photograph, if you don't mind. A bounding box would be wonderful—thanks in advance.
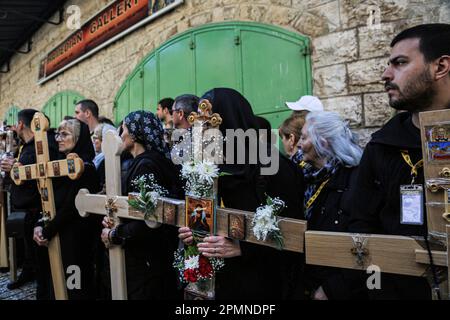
[158,35,194,105]
[114,22,311,128]
[194,27,240,95]
[3,105,20,126]
[42,91,84,128]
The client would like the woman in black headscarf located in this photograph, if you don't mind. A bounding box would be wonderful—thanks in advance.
[33,119,101,300]
[179,88,305,299]
[101,111,183,300]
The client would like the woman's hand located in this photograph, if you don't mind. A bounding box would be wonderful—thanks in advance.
[197,236,242,259]
[33,227,49,247]
[178,227,193,245]
[101,228,111,248]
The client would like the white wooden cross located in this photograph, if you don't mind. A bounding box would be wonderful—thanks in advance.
[11,112,85,300]
[75,130,129,300]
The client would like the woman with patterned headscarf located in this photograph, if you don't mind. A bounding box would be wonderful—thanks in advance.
[100,111,183,300]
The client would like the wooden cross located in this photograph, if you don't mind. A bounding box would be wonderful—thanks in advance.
[75,130,128,300]
[305,109,450,299]
[10,112,85,300]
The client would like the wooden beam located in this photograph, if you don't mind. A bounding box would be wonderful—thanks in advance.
[305,231,428,276]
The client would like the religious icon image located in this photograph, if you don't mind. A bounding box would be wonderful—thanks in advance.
[36,141,43,155]
[34,117,41,131]
[41,188,49,202]
[13,167,20,180]
[163,202,177,225]
[25,166,32,180]
[228,213,246,240]
[53,162,60,176]
[185,196,214,235]
[426,124,450,161]
[67,159,75,174]
[39,163,45,177]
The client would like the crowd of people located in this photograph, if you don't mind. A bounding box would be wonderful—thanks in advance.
[0,23,449,300]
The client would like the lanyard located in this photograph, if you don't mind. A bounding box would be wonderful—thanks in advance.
[400,150,423,184]
[306,179,330,209]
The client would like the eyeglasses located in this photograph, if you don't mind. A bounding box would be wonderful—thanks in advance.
[55,131,72,140]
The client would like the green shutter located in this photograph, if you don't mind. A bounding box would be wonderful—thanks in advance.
[3,105,20,126]
[129,67,144,111]
[194,27,240,94]
[158,35,194,99]
[115,84,129,125]
[143,55,158,112]
[114,22,312,129]
[42,91,85,128]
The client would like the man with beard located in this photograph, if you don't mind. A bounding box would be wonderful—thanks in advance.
[349,24,450,299]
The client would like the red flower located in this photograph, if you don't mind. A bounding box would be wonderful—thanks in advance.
[184,268,198,283]
[198,255,213,278]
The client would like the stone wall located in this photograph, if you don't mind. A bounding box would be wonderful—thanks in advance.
[0,0,449,143]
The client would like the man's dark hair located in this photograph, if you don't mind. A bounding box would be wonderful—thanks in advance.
[173,94,199,119]
[17,109,39,128]
[391,23,450,62]
[158,98,175,113]
[76,99,99,119]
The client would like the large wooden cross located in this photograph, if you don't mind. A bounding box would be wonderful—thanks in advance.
[75,130,128,300]
[11,113,85,300]
[75,104,308,300]
[305,109,450,299]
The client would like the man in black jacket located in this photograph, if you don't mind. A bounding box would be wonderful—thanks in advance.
[349,24,450,299]
[0,109,59,290]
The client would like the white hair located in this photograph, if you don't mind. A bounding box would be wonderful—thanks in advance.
[306,111,362,167]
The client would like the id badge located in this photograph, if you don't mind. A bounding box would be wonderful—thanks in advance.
[400,184,424,225]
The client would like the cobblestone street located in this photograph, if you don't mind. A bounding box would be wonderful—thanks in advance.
[0,270,36,300]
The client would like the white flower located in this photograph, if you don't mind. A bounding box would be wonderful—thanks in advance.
[252,205,280,241]
[181,161,196,178]
[184,255,199,270]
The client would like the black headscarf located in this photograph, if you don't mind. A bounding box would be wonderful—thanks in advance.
[200,88,259,180]
[65,119,95,162]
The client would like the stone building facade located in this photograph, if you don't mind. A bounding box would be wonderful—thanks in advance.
[0,0,449,143]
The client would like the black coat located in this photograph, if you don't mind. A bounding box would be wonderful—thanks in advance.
[348,112,431,299]
[201,88,306,300]
[304,165,367,300]
[111,150,183,300]
[215,154,305,300]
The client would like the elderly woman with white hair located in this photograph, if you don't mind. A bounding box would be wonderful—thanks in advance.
[299,111,366,300]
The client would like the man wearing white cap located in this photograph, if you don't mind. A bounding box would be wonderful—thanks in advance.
[285,95,324,114]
